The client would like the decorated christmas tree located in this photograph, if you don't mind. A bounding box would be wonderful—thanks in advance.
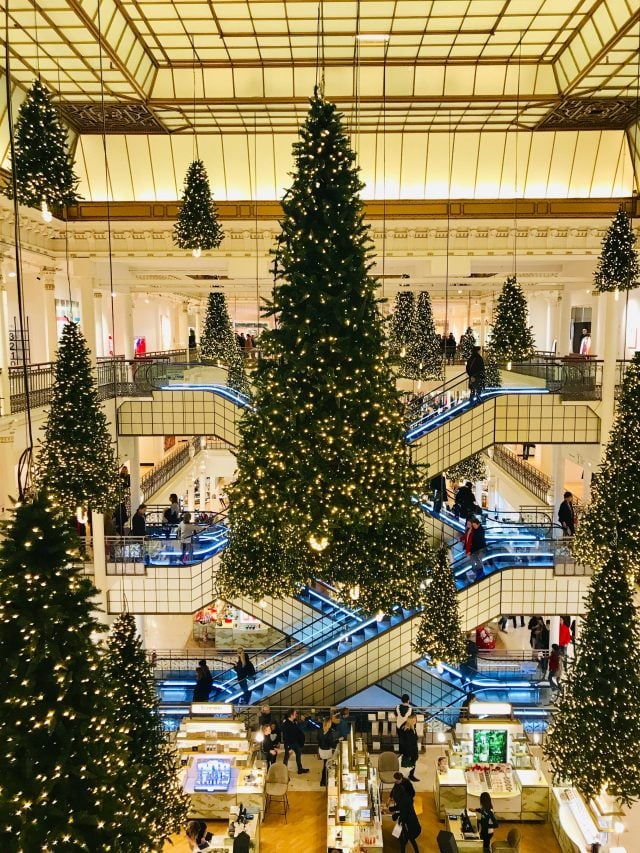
[388,292,415,371]
[413,547,467,665]
[594,207,639,293]
[458,327,477,361]
[489,276,534,363]
[35,322,120,514]
[220,93,432,613]
[2,78,79,216]
[545,552,640,806]
[405,291,443,381]
[173,159,224,255]
[200,292,238,362]
[105,613,188,844]
[0,496,147,850]
[483,345,502,389]
[573,352,640,575]
[446,453,487,484]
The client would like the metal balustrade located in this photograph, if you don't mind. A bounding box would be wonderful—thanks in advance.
[491,444,552,502]
[140,436,202,501]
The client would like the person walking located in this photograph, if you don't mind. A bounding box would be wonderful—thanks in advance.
[282,709,309,774]
[234,648,255,704]
[548,643,562,690]
[178,511,202,562]
[336,707,352,741]
[317,717,336,786]
[558,491,577,537]
[559,616,572,657]
[469,517,487,576]
[465,345,485,402]
[446,332,457,364]
[397,713,420,782]
[478,791,498,852]
[430,473,448,515]
[193,659,213,702]
[454,481,476,520]
[395,694,413,731]
[390,772,421,853]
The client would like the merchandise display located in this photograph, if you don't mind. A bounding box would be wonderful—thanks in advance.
[193,758,232,793]
[550,786,626,853]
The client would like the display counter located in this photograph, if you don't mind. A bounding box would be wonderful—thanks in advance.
[550,786,626,853]
[444,811,483,852]
[182,758,266,820]
[434,768,467,818]
[196,806,260,852]
[326,735,383,852]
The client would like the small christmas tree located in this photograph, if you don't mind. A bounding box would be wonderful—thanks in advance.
[458,327,476,361]
[573,352,640,575]
[105,613,188,844]
[3,78,79,215]
[446,453,487,484]
[220,93,432,613]
[173,159,224,255]
[544,552,640,807]
[388,291,415,373]
[413,547,467,665]
[405,291,443,381]
[35,322,120,514]
[594,207,639,293]
[0,496,147,850]
[490,276,534,363]
[200,292,237,362]
[483,345,502,389]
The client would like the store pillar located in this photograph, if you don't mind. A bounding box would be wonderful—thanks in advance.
[76,264,99,368]
[120,291,135,362]
[598,290,620,449]
[42,266,59,362]
[129,437,141,510]
[555,289,573,357]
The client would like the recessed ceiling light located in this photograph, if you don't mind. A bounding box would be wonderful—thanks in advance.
[356,33,390,42]
[8,271,16,278]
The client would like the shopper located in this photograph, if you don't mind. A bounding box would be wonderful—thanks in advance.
[282,708,309,774]
[478,791,498,852]
[395,694,413,731]
[178,511,202,562]
[528,615,543,649]
[430,472,448,515]
[390,772,421,853]
[259,704,273,727]
[445,332,457,364]
[548,644,562,690]
[461,518,473,557]
[234,648,255,705]
[185,819,211,851]
[469,517,487,576]
[398,713,420,782]
[193,659,213,702]
[499,615,525,631]
[454,481,476,520]
[131,503,147,536]
[336,707,352,741]
[260,723,280,768]
[466,345,485,402]
[119,464,131,490]
[559,616,572,656]
[317,717,336,786]
[558,491,577,537]
[164,493,181,525]
[540,619,551,650]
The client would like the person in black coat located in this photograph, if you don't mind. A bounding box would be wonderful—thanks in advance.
[558,491,576,537]
[445,332,457,364]
[454,482,475,520]
[390,772,421,853]
[281,708,308,774]
[466,345,485,402]
[317,717,336,786]
[430,473,448,515]
[259,723,280,767]
[131,504,147,536]
[469,517,487,575]
[397,714,420,782]
[234,648,254,704]
[193,660,213,702]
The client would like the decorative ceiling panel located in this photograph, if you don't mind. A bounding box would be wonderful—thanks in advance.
[59,101,166,133]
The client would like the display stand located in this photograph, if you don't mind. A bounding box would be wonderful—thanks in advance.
[326,730,383,852]
[550,786,626,853]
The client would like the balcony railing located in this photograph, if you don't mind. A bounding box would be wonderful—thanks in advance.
[140,436,202,501]
[491,445,552,503]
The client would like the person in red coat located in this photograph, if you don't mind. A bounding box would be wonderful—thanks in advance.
[559,617,572,655]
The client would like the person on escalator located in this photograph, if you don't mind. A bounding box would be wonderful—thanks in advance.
[178,511,204,563]
[454,481,475,520]
[430,473,448,515]
[469,517,487,576]
[466,345,485,402]
[234,648,255,705]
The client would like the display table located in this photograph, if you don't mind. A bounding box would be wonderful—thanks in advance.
[444,811,483,851]
[183,758,266,820]
[434,768,467,818]
[516,769,550,821]
[466,765,520,818]
[550,786,625,853]
[326,736,383,852]
[198,809,260,852]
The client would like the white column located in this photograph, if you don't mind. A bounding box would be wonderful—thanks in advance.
[186,479,195,511]
[549,615,560,649]
[77,270,98,368]
[178,301,189,355]
[42,266,59,362]
[198,467,206,511]
[551,446,566,515]
[0,259,13,414]
[581,466,592,504]
[556,288,573,357]
[129,437,141,509]
[91,512,109,621]
[598,290,619,448]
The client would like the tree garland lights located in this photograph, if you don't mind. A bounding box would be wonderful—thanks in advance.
[219,93,433,613]
[173,159,224,256]
[388,291,415,373]
[35,322,120,514]
[593,207,639,293]
[544,552,640,806]
[413,547,467,666]
[2,78,79,217]
[0,496,149,850]
[199,292,249,394]
[405,291,443,381]
[489,276,534,364]
[105,613,188,845]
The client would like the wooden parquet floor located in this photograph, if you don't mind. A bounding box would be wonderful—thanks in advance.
[164,791,562,852]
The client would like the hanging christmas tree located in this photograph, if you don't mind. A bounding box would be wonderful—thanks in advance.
[173,159,224,255]
[2,78,79,216]
[458,327,476,361]
[35,322,120,514]
[405,291,443,381]
[593,207,639,293]
[388,292,415,373]
[105,613,188,845]
[413,547,467,665]
[545,552,640,806]
[489,276,535,364]
[446,453,487,484]
[0,496,148,850]
[219,92,433,613]
[573,352,640,575]
[200,292,238,362]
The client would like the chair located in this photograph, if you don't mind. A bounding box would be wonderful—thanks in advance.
[264,762,289,822]
[492,828,521,852]
[377,751,400,790]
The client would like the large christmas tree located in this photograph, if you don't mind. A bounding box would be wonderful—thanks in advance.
[573,352,640,575]
[388,291,415,374]
[105,613,188,845]
[413,547,467,665]
[594,207,639,293]
[220,93,432,613]
[0,497,146,850]
[200,292,237,362]
[35,322,120,514]
[3,78,79,215]
[545,553,640,806]
[173,159,224,255]
[406,291,443,381]
[489,276,534,363]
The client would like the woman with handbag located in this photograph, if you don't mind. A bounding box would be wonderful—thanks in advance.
[317,717,336,786]
[390,772,421,853]
[478,791,499,852]
[397,714,420,782]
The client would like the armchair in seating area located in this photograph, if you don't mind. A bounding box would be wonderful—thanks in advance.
[264,762,289,822]
[492,828,521,852]
[377,751,399,791]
